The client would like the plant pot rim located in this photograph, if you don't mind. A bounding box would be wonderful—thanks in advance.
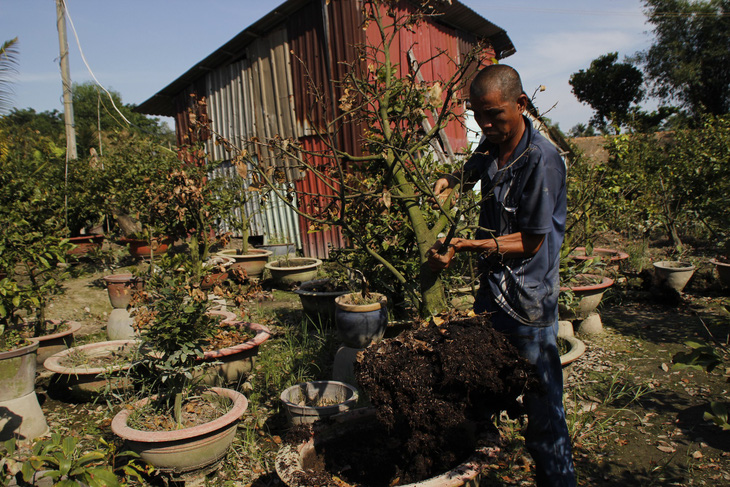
[560,274,614,292]
[68,234,105,242]
[280,380,359,413]
[204,256,236,269]
[0,339,39,359]
[118,236,173,244]
[570,246,629,261]
[43,339,140,375]
[275,408,500,487]
[103,273,143,284]
[265,258,322,272]
[202,321,271,360]
[216,248,273,260]
[111,386,248,443]
[207,309,238,324]
[710,258,730,267]
[294,278,349,298]
[559,335,586,367]
[653,260,696,271]
[256,242,294,248]
[335,292,387,312]
[30,320,82,343]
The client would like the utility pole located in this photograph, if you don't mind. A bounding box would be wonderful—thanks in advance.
[56,0,77,160]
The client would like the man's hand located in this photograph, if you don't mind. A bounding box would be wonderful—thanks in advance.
[430,174,459,210]
[426,239,456,272]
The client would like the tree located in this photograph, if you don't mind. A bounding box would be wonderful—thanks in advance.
[636,0,730,117]
[0,37,19,115]
[569,52,644,131]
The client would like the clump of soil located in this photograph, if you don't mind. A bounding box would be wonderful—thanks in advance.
[285,313,537,487]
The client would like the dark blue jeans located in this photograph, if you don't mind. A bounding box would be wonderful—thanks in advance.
[475,296,576,487]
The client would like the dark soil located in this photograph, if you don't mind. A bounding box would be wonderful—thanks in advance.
[286,313,537,486]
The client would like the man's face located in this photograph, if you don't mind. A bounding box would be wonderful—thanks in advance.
[470,90,526,145]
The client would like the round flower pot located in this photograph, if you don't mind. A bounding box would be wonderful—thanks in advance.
[201,256,236,290]
[265,258,322,286]
[275,408,501,487]
[569,247,629,272]
[709,258,730,287]
[111,387,248,482]
[67,234,105,257]
[653,261,696,292]
[334,293,388,349]
[294,279,348,327]
[33,320,82,368]
[103,273,143,309]
[0,341,48,441]
[197,321,271,386]
[280,380,359,426]
[215,249,272,279]
[44,339,140,401]
[558,335,586,384]
[119,237,172,260]
[559,274,614,320]
[255,242,295,257]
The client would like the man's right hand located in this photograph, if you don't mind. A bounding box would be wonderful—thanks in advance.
[426,239,456,272]
[431,174,459,210]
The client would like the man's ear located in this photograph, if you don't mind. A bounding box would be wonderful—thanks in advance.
[517,93,529,112]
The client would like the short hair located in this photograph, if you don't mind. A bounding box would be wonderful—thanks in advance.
[469,64,524,102]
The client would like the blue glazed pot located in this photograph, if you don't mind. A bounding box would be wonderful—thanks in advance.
[334,293,388,349]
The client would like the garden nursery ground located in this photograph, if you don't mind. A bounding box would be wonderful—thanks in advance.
[28,239,730,487]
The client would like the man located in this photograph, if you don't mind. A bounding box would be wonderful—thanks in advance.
[427,64,576,487]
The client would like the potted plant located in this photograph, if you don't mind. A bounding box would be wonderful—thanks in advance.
[265,257,322,286]
[110,263,248,483]
[255,233,296,257]
[280,380,359,425]
[334,290,388,349]
[294,278,349,326]
[709,240,730,287]
[653,259,696,293]
[569,245,629,273]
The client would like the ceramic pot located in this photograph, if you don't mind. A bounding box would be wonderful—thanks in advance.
[67,234,105,256]
[275,408,501,487]
[334,293,388,349]
[33,320,82,368]
[44,339,139,401]
[111,387,248,482]
[709,259,730,287]
[570,247,629,272]
[559,275,614,320]
[558,335,586,384]
[280,380,358,425]
[201,256,236,290]
[294,279,348,326]
[120,237,172,260]
[197,320,271,386]
[255,242,295,257]
[265,258,322,286]
[653,261,696,292]
[215,249,272,279]
[0,341,48,440]
[103,273,143,309]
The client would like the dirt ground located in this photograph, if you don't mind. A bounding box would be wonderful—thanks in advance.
[30,244,730,486]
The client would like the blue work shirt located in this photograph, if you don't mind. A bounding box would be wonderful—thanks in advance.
[462,115,566,326]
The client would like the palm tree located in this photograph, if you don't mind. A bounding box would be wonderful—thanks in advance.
[0,37,20,115]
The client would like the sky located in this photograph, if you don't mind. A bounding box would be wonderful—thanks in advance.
[0,0,655,132]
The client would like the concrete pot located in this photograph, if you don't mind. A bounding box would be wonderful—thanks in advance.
[275,408,501,487]
[653,261,696,292]
[559,335,586,383]
[107,308,136,340]
[280,380,358,426]
[334,293,388,349]
[103,273,143,309]
[33,320,82,368]
[215,249,272,279]
[255,242,295,257]
[111,387,248,482]
[294,279,348,327]
[265,258,322,286]
[0,341,48,440]
[44,339,139,401]
[709,259,730,287]
[559,275,614,320]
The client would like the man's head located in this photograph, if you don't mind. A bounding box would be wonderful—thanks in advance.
[469,64,528,146]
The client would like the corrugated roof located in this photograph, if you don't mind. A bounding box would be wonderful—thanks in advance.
[136,0,515,118]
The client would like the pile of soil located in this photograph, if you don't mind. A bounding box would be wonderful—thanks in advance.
[284,313,537,486]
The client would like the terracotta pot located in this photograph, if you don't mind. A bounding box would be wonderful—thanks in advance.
[275,408,501,487]
[201,256,235,290]
[44,339,140,401]
[111,387,248,481]
[265,258,322,286]
[559,274,614,320]
[120,237,172,260]
[280,380,358,425]
[0,341,48,440]
[197,320,271,386]
[33,320,82,368]
[570,247,629,272]
[67,234,105,256]
[334,293,388,349]
[653,261,696,292]
[709,259,730,287]
[103,273,144,309]
[294,279,348,326]
[215,249,272,279]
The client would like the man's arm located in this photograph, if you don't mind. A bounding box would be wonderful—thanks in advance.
[427,232,545,271]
